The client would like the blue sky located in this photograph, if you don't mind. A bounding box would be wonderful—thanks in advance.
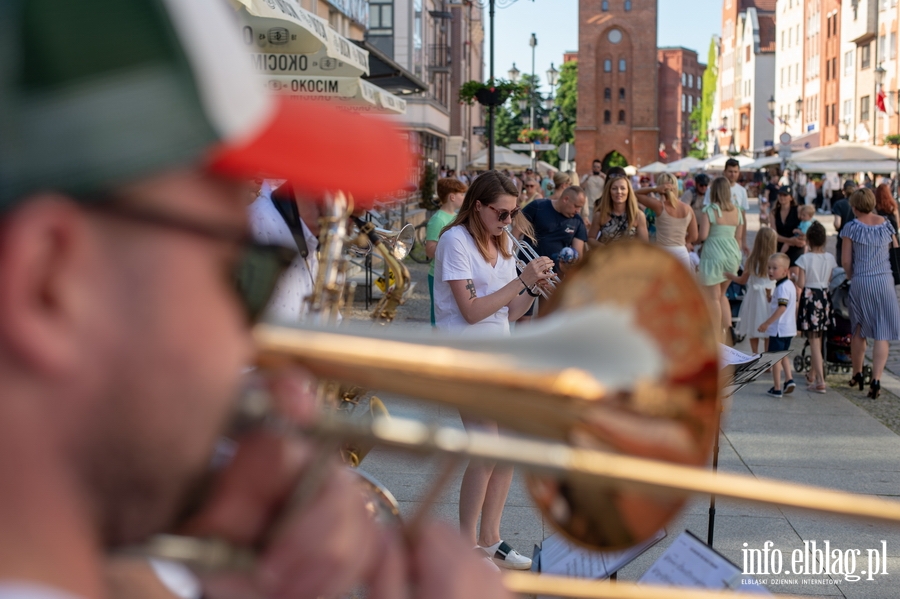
[486,0,722,94]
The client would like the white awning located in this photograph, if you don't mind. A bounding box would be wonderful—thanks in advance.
[262,74,405,114]
[231,0,369,76]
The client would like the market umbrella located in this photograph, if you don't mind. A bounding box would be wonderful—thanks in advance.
[745,155,783,169]
[468,146,532,170]
[701,154,755,170]
[791,141,895,162]
[638,162,668,174]
[536,160,559,175]
[664,157,703,173]
[793,160,897,174]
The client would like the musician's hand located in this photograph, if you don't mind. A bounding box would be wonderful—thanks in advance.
[179,369,384,599]
[520,257,555,287]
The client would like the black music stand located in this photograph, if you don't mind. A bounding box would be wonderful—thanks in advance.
[707,350,792,547]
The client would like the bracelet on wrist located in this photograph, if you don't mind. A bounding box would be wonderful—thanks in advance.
[519,275,541,297]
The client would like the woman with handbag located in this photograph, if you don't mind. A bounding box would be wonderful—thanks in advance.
[840,188,900,399]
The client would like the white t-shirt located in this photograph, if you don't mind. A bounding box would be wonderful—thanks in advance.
[434,225,517,336]
[766,279,798,337]
[703,182,750,211]
[248,193,319,324]
[795,252,838,289]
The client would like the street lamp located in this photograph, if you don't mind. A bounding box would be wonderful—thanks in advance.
[517,96,528,112]
[546,62,560,88]
[543,96,554,110]
[767,95,776,118]
[795,97,803,119]
[507,62,520,83]
[529,33,538,169]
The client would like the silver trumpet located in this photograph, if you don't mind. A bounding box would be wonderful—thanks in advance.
[503,226,560,298]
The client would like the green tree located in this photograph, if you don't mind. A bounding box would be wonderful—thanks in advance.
[689,36,718,158]
[494,103,524,148]
[547,60,577,165]
[493,74,549,157]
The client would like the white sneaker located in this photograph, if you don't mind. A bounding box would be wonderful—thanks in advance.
[480,540,533,570]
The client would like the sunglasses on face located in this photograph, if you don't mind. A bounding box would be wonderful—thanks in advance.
[86,200,296,325]
[486,204,521,221]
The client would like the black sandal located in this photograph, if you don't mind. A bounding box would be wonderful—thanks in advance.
[849,372,864,390]
[868,380,881,399]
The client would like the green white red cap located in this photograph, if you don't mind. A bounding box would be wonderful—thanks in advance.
[0,0,410,209]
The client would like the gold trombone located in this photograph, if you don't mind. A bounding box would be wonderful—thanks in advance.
[135,241,900,598]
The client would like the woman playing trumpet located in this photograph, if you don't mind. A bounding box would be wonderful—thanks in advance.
[433,170,553,570]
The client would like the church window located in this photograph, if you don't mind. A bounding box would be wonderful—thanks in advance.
[604,87,612,100]
[602,0,609,10]
[604,110,611,123]
[604,59,612,72]
[619,58,626,71]
[618,110,626,123]
[608,29,622,43]
[624,0,632,10]
[619,87,625,100]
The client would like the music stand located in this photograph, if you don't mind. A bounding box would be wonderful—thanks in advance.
[707,350,792,547]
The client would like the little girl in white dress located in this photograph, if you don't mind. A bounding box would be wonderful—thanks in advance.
[725,228,778,354]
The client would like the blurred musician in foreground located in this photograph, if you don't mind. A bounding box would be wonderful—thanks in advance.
[0,2,510,599]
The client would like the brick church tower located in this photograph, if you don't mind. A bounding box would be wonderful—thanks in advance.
[576,0,659,170]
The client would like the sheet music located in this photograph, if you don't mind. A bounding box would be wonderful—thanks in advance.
[539,529,667,579]
[639,531,771,594]
[720,344,760,366]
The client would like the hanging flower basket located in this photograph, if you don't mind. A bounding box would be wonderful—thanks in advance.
[459,79,525,107]
[518,128,550,143]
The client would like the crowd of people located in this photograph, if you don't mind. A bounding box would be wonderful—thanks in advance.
[425,159,900,407]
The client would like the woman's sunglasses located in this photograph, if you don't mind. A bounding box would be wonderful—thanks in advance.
[486,204,521,222]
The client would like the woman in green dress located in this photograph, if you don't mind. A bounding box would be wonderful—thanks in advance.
[698,176,743,342]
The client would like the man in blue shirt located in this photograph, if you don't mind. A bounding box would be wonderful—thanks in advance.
[520,186,588,271]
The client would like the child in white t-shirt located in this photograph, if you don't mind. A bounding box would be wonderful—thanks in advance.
[758,253,797,397]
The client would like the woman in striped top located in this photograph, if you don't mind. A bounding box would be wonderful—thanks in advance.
[841,188,900,399]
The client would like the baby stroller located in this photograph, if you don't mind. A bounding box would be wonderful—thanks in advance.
[793,269,872,381]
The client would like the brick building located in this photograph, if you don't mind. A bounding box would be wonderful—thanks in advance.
[657,48,706,162]
[576,0,659,169]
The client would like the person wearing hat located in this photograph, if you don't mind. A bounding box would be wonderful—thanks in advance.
[0,2,510,599]
[832,180,859,261]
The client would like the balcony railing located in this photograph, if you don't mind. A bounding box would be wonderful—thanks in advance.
[428,44,451,73]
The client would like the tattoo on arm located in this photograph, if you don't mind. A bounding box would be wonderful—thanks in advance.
[465,279,477,299]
